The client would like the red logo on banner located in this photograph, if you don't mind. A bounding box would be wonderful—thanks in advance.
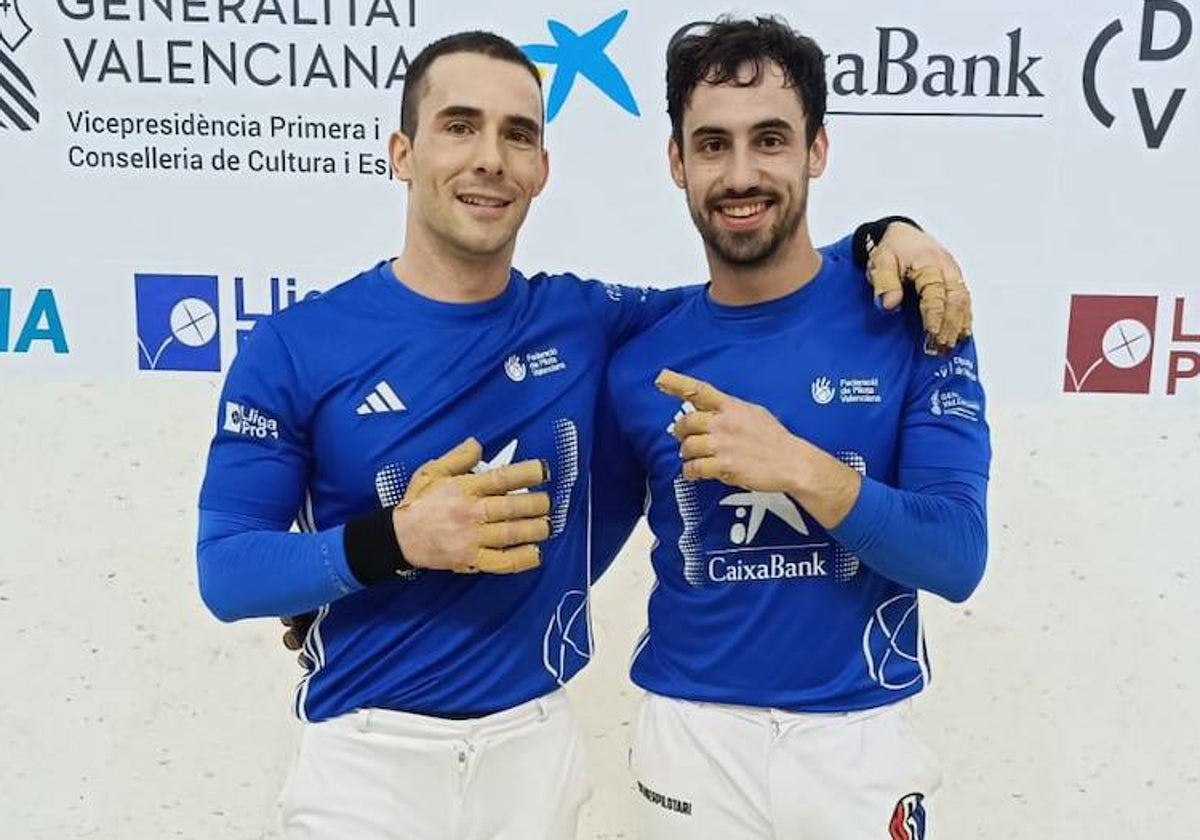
[1063,295,1158,394]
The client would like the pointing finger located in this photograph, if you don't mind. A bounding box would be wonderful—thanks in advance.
[656,369,729,411]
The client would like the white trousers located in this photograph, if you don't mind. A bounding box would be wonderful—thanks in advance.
[281,689,591,840]
[630,693,943,840]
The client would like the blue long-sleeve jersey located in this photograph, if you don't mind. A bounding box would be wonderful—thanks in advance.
[603,248,992,713]
[198,260,685,721]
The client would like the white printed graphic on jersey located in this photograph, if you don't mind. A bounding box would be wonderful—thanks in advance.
[223,401,279,439]
[862,593,928,692]
[550,419,579,538]
[374,462,412,508]
[677,452,868,587]
[542,476,590,686]
[808,376,884,405]
[811,377,835,405]
[718,491,809,544]
[292,603,330,722]
[372,463,421,582]
[472,439,520,474]
[355,380,407,415]
[833,451,867,582]
[504,355,528,382]
[702,487,825,586]
[469,433,580,538]
[673,476,706,586]
[504,347,567,381]
[375,439,519,510]
[933,355,979,382]
[929,387,983,422]
[543,589,589,684]
[373,421,577,544]
[665,400,695,435]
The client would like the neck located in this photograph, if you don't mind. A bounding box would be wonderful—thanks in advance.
[391,224,514,304]
[707,226,822,306]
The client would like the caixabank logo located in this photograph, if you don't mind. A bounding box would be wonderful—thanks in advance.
[824,25,1046,119]
[1084,0,1193,148]
[522,10,640,122]
[0,0,38,131]
[1064,294,1200,395]
[134,272,320,372]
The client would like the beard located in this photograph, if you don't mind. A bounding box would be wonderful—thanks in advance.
[688,186,807,268]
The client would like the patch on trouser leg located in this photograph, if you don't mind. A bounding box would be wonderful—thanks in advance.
[636,780,694,816]
[888,792,927,840]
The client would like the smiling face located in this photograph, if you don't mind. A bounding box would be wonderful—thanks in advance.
[669,60,827,269]
[390,51,549,261]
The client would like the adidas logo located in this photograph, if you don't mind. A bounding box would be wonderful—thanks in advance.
[356,381,406,415]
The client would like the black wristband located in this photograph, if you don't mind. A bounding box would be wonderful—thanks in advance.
[851,215,923,270]
[343,507,414,586]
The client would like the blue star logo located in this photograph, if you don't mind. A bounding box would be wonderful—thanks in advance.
[522,10,640,122]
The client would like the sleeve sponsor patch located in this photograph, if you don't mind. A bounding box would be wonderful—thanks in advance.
[223,400,280,439]
[933,355,979,383]
[929,388,982,422]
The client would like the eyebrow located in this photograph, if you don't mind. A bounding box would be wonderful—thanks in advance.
[434,105,542,139]
[434,105,485,122]
[506,114,542,138]
[750,118,796,133]
[689,117,797,139]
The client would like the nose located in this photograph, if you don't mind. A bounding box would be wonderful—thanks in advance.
[473,129,505,177]
[724,144,759,193]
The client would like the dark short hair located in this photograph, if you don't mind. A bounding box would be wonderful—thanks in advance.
[666,16,827,150]
[401,31,544,140]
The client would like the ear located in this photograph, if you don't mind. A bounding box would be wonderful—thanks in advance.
[668,137,686,189]
[389,130,414,184]
[807,125,829,179]
[531,147,550,197]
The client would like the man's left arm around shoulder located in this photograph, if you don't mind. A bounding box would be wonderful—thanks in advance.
[656,368,989,603]
[836,216,974,354]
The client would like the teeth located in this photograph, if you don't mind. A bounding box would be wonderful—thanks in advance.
[720,202,766,218]
[460,195,506,207]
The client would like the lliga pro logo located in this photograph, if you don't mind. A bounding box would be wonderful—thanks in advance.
[1064,295,1157,393]
[0,0,38,131]
[135,274,221,372]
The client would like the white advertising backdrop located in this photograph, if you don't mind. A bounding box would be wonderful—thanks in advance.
[0,0,1197,837]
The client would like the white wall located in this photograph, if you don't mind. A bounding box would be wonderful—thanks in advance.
[2,0,1198,837]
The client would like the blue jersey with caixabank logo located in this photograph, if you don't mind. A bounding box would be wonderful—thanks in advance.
[199,260,684,721]
[606,250,990,713]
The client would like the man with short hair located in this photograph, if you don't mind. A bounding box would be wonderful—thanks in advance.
[198,28,974,840]
[604,17,990,839]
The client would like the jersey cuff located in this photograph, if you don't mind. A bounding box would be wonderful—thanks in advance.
[828,475,892,553]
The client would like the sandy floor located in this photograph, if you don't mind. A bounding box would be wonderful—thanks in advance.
[1,382,1197,838]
